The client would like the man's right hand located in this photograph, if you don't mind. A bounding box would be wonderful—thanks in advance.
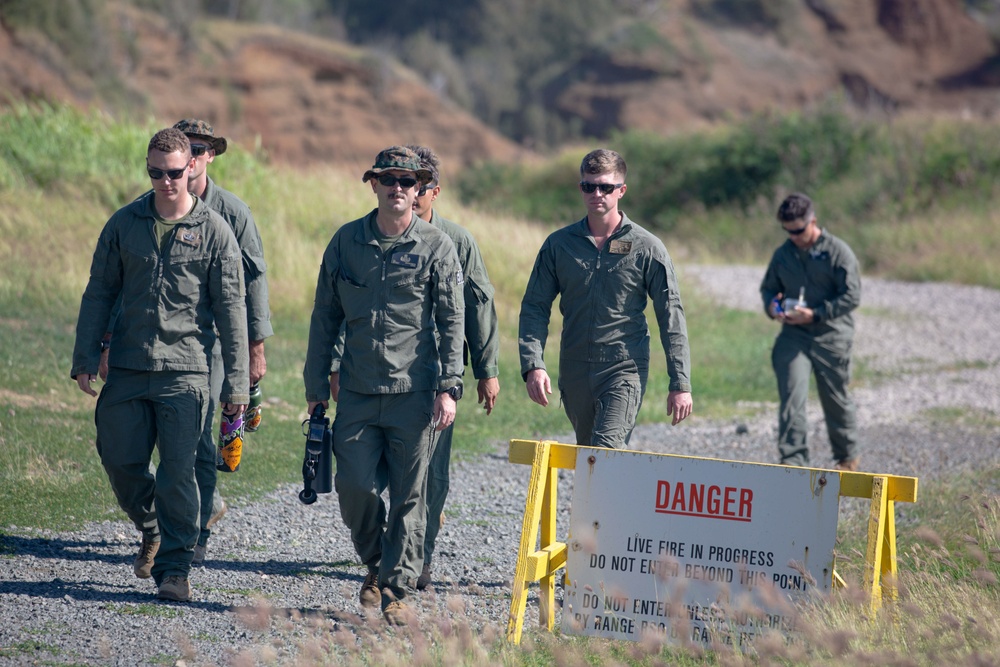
[525,368,552,407]
[75,374,98,397]
[329,372,340,403]
[307,400,330,416]
[768,292,784,319]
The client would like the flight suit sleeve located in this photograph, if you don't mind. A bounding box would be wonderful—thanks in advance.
[518,239,559,379]
[648,245,692,393]
[813,244,861,324]
[432,240,466,391]
[232,208,274,342]
[71,216,124,378]
[211,229,250,405]
[462,239,500,380]
[304,240,346,401]
[759,250,785,317]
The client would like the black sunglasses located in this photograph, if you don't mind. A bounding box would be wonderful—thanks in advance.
[783,224,809,235]
[190,144,210,157]
[147,165,188,180]
[580,181,623,195]
[418,183,437,196]
[378,174,418,189]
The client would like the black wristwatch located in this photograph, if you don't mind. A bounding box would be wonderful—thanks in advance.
[441,385,463,401]
[100,339,111,352]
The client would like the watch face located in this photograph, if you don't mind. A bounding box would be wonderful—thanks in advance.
[448,386,462,401]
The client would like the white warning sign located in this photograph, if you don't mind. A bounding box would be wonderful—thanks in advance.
[562,449,840,649]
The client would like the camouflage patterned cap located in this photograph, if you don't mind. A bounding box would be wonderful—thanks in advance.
[362,146,433,184]
[173,119,228,156]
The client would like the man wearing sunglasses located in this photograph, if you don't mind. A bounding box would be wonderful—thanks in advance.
[71,128,250,603]
[760,193,862,471]
[304,146,465,625]
[519,148,693,449]
[97,120,273,569]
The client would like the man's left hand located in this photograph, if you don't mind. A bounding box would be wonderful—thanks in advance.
[477,377,500,415]
[249,340,267,385]
[667,391,693,426]
[783,307,815,326]
[221,403,247,417]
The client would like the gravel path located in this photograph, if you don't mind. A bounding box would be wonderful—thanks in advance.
[2,265,998,666]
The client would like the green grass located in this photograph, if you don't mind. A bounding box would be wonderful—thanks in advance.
[107,603,182,618]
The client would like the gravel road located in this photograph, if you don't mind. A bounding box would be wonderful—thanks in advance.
[2,265,998,666]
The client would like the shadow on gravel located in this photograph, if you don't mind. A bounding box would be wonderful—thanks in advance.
[0,578,236,613]
[0,534,134,568]
[0,533,360,587]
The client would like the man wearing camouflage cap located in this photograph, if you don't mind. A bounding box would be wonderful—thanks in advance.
[304,146,465,625]
[173,119,272,564]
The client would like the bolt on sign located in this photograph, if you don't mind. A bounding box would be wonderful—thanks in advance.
[563,448,840,649]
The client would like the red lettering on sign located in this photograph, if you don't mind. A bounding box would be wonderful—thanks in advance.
[654,480,753,522]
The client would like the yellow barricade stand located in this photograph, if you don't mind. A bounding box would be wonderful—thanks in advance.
[505,439,919,645]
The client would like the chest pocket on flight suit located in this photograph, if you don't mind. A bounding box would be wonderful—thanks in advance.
[387,261,431,329]
[604,250,644,311]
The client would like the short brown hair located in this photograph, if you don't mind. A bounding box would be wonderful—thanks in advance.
[580,149,627,179]
[405,144,441,186]
[777,193,814,223]
[148,128,190,156]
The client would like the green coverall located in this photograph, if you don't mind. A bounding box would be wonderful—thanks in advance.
[519,213,691,448]
[414,210,498,567]
[760,230,861,466]
[304,210,465,606]
[72,193,249,585]
[108,176,272,546]
[194,177,272,546]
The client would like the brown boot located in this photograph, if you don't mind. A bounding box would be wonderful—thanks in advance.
[835,457,861,472]
[156,576,192,602]
[416,563,432,591]
[383,599,415,626]
[359,571,381,608]
[133,536,160,579]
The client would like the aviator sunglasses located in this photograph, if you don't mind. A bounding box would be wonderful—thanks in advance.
[782,223,809,235]
[579,181,623,195]
[378,174,419,189]
[190,144,211,157]
[147,165,188,180]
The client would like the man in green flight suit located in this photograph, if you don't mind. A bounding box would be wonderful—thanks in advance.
[328,145,500,591]
[519,148,693,448]
[303,146,465,625]
[71,128,249,602]
[172,119,272,564]
[98,119,273,568]
[405,144,500,589]
[760,192,862,470]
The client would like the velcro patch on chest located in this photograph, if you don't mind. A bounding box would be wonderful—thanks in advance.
[608,239,632,255]
[177,229,202,247]
[391,252,419,268]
